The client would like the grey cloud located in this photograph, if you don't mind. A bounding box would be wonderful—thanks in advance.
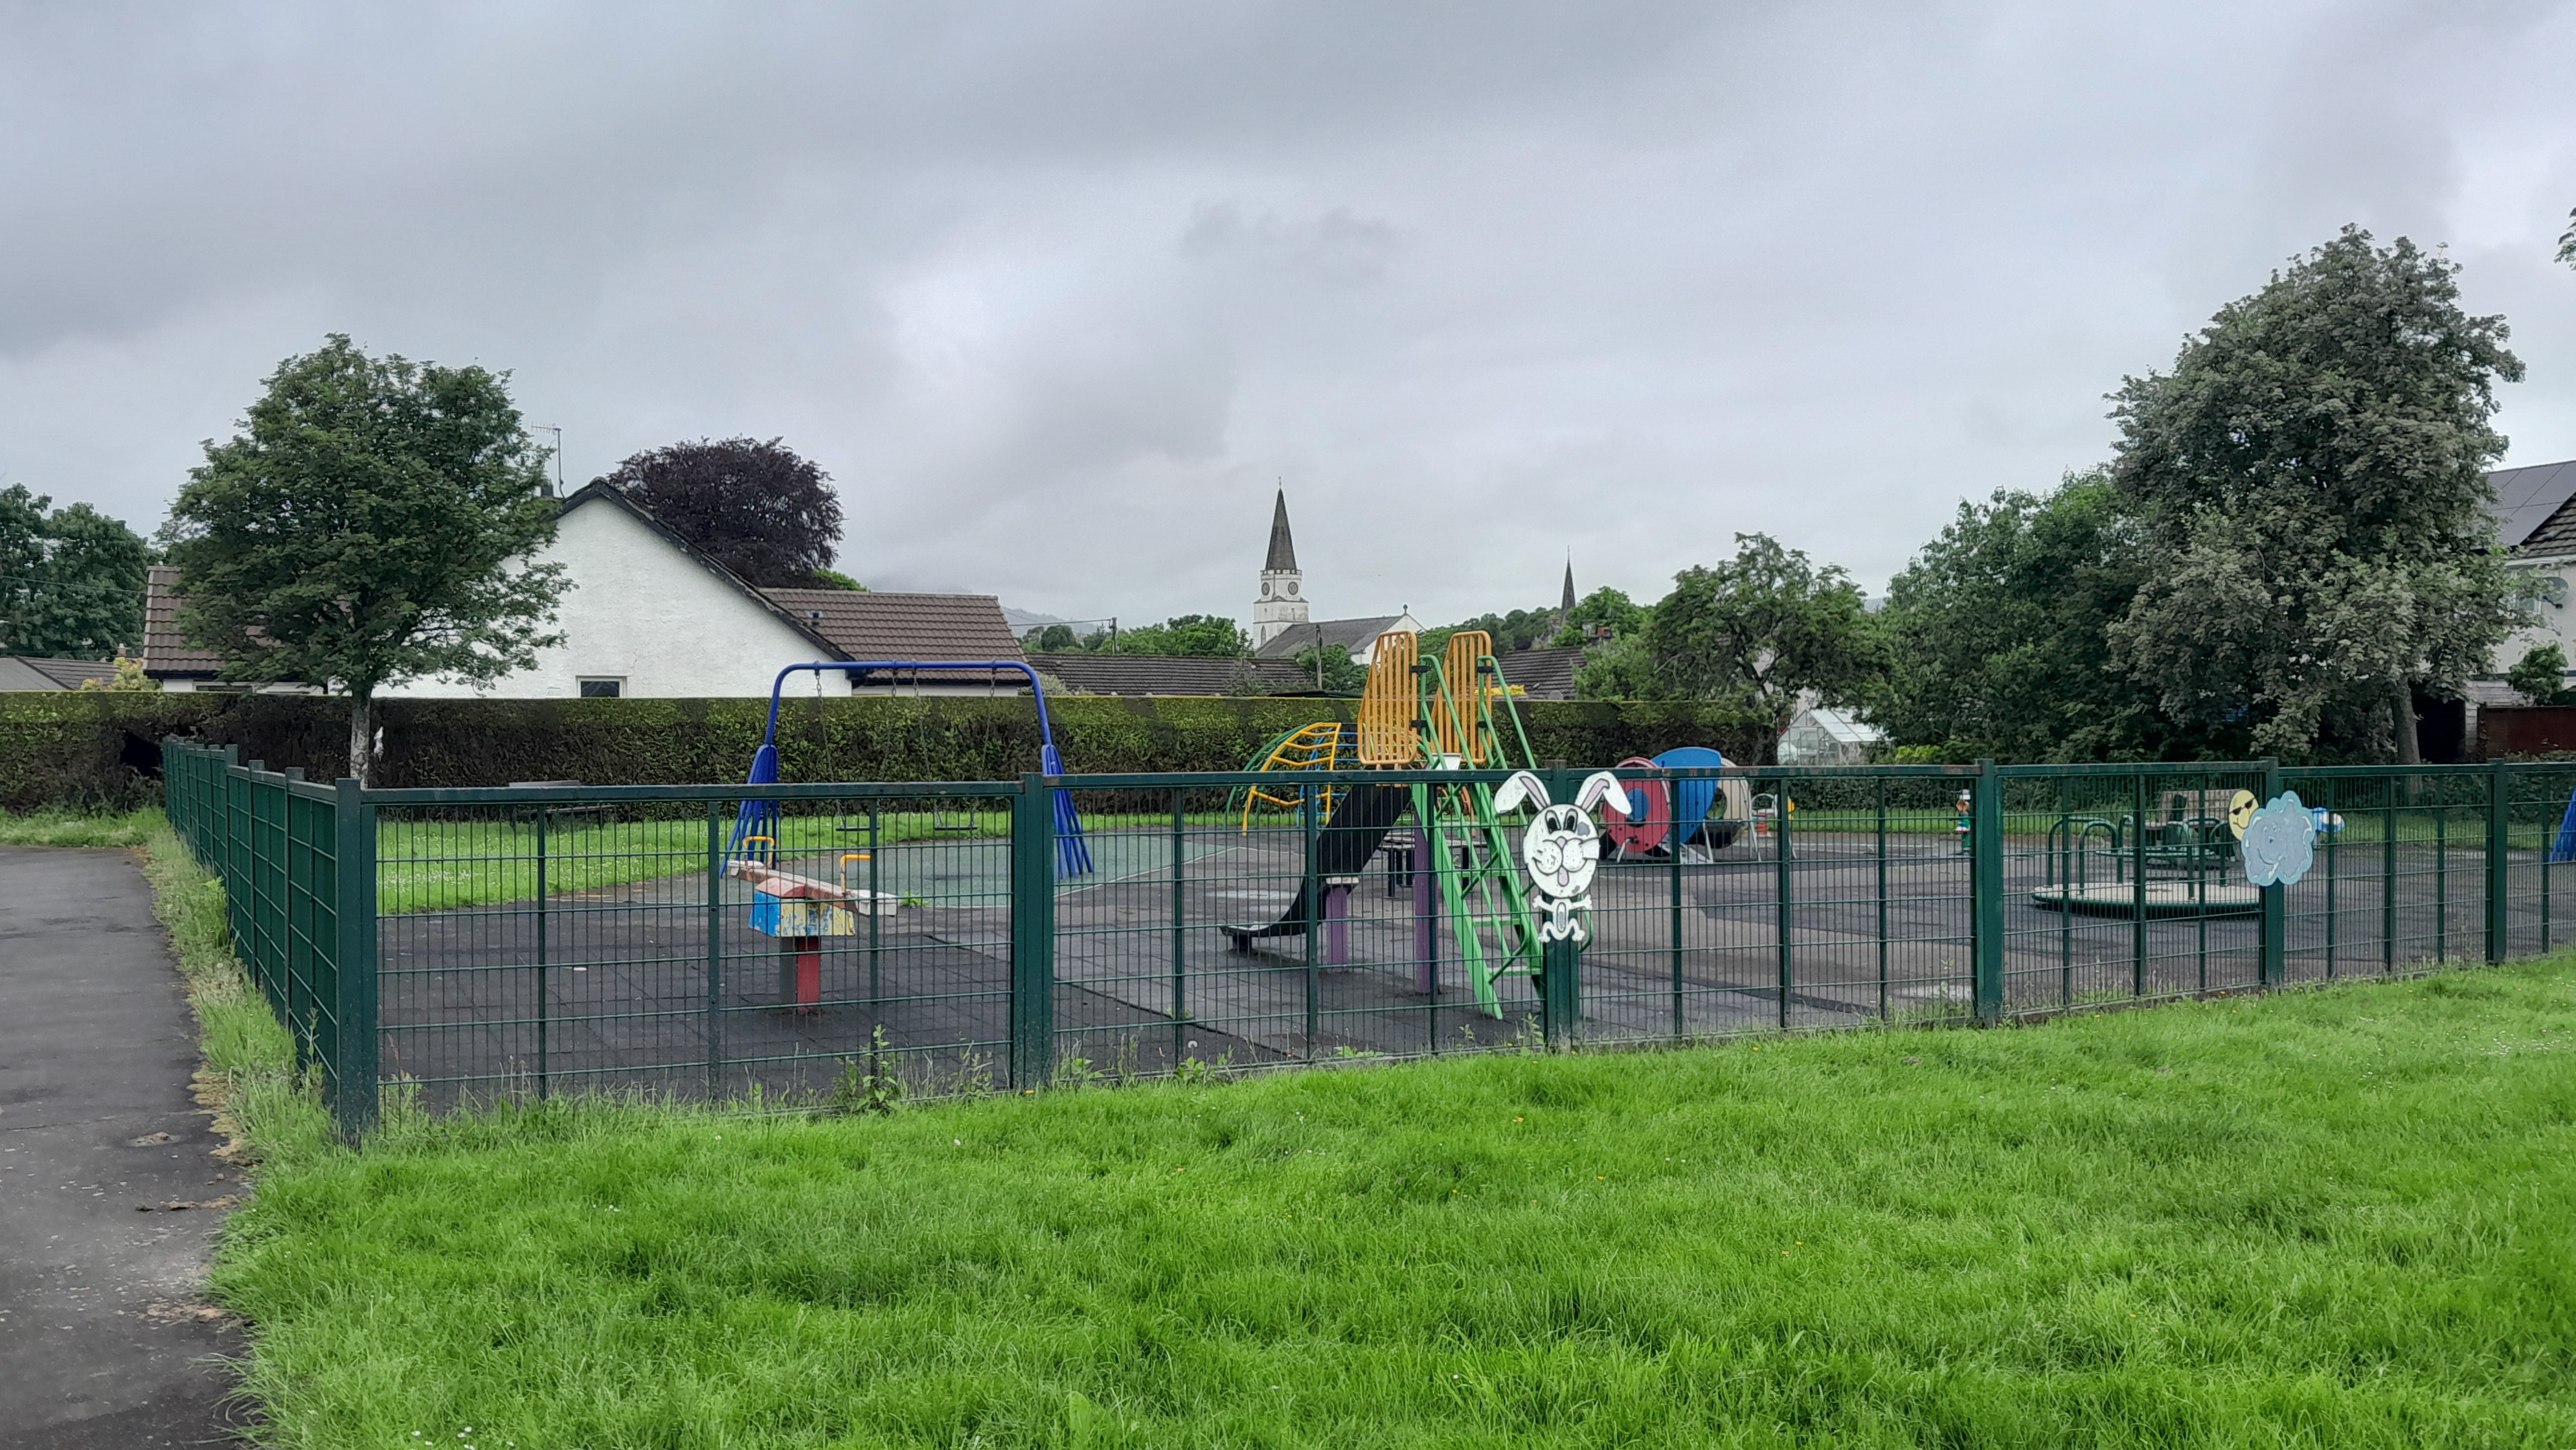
[3,1,2574,627]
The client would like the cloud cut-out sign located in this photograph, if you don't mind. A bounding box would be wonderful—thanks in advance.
[2241,790,2319,889]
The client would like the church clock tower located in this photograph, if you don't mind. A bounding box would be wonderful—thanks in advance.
[1252,488,1309,649]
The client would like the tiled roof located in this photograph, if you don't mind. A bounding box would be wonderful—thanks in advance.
[0,655,120,690]
[761,589,1028,668]
[1252,615,1406,659]
[142,566,222,676]
[1495,646,1585,701]
[2494,460,2576,551]
[1031,653,1319,697]
[21,656,121,688]
[2517,481,2576,558]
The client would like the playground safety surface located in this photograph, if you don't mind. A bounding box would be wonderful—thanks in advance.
[373,827,2524,1105]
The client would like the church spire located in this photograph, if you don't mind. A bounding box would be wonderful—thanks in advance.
[1561,556,1577,616]
[1265,488,1298,572]
[1252,484,1310,649]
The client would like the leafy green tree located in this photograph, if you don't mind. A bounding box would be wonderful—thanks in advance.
[0,488,43,637]
[1577,533,1886,759]
[0,486,151,658]
[166,335,567,784]
[1289,642,1368,692]
[1100,614,1248,657]
[809,567,866,591]
[1423,606,1558,659]
[2507,642,2572,705]
[1875,475,2178,760]
[1027,623,1079,653]
[2107,227,2525,763]
[1550,587,1645,646]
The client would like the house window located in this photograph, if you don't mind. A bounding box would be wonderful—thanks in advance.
[578,677,624,698]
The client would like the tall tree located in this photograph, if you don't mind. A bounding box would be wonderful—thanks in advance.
[166,335,567,783]
[2107,227,2525,762]
[1876,474,2180,761]
[0,486,151,659]
[1100,614,1249,657]
[1289,642,1368,692]
[598,437,843,587]
[1577,533,1886,759]
[1550,587,1645,647]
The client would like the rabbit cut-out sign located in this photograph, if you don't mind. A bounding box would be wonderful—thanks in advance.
[1494,770,1631,944]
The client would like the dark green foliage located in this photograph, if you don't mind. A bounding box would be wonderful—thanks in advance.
[1026,624,1078,653]
[166,335,568,782]
[1288,642,1368,692]
[2508,643,2573,705]
[0,485,151,659]
[808,567,866,591]
[1877,476,2182,761]
[1423,604,1561,658]
[1550,585,1644,646]
[1577,534,1886,758]
[2108,227,2525,761]
[0,694,1768,810]
[597,436,843,588]
[1096,615,1250,657]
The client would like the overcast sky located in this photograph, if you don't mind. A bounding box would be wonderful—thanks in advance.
[6,2,2575,628]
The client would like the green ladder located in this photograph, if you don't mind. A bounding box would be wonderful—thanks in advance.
[1415,778,1541,1017]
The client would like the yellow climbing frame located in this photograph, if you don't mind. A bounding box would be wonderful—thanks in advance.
[1237,721,1351,831]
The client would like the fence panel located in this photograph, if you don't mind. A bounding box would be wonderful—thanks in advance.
[155,742,2573,1133]
[367,782,1021,1109]
[2279,766,2500,981]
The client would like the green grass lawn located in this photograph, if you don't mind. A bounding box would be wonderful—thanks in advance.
[0,805,159,847]
[214,964,2576,1447]
[378,810,1287,911]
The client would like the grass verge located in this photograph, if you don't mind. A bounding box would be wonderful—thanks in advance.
[0,805,161,848]
[211,961,2575,1447]
[136,820,337,1169]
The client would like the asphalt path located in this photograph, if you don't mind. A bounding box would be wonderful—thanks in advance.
[0,846,247,1447]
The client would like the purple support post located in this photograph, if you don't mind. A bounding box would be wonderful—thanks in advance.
[1414,829,1438,993]
[1323,880,1353,966]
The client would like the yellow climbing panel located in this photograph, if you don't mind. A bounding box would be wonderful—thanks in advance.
[1358,630,1421,765]
[1432,630,1493,765]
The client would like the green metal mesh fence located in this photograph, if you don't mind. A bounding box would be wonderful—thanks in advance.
[158,740,2576,1138]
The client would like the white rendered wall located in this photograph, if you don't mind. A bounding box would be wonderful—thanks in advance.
[383,499,852,699]
[2503,558,2576,671]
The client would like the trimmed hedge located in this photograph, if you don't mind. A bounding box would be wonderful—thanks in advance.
[0,692,1771,811]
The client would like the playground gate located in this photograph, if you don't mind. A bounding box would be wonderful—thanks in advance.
[159,739,2576,1140]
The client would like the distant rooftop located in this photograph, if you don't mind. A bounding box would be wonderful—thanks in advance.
[2494,459,2576,552]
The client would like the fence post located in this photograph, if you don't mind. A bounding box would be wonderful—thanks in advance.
[1970,761,2004,1022]
[1539,765,1583,1050]
[2487,761,2512,963]
[2258,759,2285,989]
[330,778,378,1140]
[1010,775,1057,1089]
[1540,935,1580,1049]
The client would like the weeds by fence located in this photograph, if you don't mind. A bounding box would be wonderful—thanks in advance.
[161,739,2576,1139]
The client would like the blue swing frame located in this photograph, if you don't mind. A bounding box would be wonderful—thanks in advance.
[730,660,1094,879]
